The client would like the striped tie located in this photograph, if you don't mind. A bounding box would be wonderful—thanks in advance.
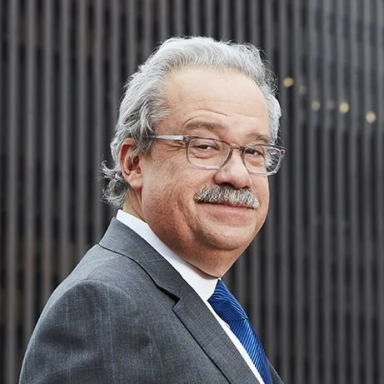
[208,279,272,384]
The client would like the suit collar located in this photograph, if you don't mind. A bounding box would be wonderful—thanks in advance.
[99,218,259,383]
[99,218,185,297]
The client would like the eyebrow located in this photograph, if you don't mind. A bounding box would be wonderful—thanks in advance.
[245,132,270,144]
[182,121,223,133]
[182,121,270,144]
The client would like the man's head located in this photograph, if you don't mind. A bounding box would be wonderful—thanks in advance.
[103,36,283,277]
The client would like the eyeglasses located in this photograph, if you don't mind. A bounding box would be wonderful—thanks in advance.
[148,135,286,176]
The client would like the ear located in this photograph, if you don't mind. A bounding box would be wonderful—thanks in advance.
[119,138,143,192]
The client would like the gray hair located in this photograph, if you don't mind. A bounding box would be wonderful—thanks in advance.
[102,36,282,208]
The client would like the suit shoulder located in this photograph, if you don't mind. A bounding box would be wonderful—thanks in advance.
[48,244,153,306]
[73,243,149,282]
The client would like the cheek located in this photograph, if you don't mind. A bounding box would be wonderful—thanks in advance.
[141,162,189,211]
[261,186,270,207]
[254,178,270,205]
[254,181,270,227]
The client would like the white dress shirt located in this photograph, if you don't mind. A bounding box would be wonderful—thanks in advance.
[116,210,265,384]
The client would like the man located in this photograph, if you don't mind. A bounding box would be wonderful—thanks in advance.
[20,36,285,383]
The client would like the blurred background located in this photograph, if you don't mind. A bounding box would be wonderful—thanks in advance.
[1,0,383,383]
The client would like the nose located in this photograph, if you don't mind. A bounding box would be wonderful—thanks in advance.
[213,150,253,189]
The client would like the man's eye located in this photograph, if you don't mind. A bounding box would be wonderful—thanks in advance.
[191,140,220,151]
[245,147,264,157]
[195,144,218,150]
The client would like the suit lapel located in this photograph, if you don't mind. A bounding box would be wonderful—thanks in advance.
[173,283,259,384]
[100,219,260,384]
[268,360,284,384]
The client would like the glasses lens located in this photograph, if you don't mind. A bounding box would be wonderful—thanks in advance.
[244,145,282,175]
[187,138,226,168]
[187,138,284,175]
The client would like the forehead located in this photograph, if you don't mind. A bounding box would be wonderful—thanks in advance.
[163,66,263,106]
[160,66,270,140]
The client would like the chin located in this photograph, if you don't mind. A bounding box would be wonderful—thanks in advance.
[206,231,255,252]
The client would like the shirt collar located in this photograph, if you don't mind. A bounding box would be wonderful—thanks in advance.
[116,210,217,301]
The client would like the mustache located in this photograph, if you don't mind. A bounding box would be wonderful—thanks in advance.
[194,185,259,209]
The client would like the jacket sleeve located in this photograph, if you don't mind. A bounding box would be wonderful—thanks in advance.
[19,280,148,384]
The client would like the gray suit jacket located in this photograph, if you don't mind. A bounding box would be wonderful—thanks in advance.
[20,219,283,384]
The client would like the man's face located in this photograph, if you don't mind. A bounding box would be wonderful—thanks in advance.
[125,66,271,277]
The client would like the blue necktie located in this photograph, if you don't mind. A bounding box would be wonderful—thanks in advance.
[208,280,272,384]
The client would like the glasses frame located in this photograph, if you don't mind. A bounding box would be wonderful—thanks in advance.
[148,134,286,176]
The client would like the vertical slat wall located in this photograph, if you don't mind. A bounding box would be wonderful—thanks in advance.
[276,0,291,380]
[58,0,71,282]
[361,4,374,384]
[4,1,19,383]
[1,1,383,383]
[376,0,384,381]
[41,0,53,306]
[24,0,37,351]
[348,1,360,383]
[335,2,347,383]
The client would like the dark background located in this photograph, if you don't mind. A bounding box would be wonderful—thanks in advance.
[1,1,383,383]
